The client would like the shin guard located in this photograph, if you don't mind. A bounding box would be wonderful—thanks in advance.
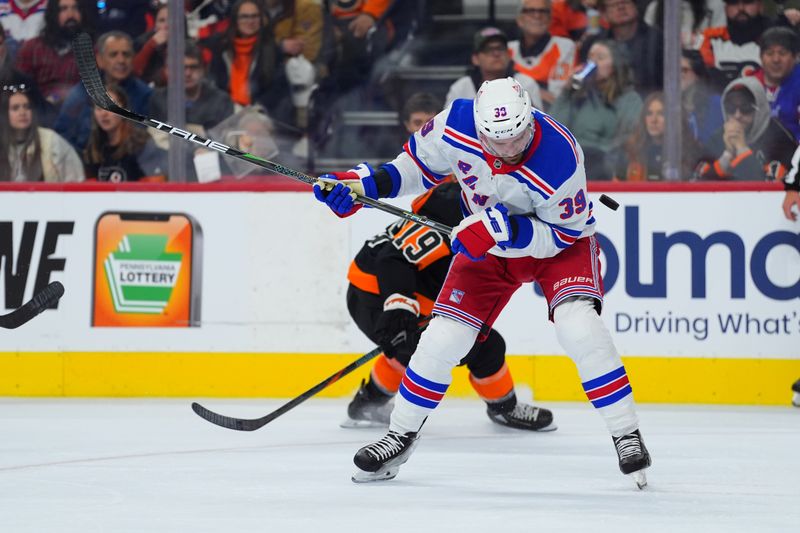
[390,316,478,433]
[554,298,639,436]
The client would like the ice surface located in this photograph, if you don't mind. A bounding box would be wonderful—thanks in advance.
[0,399,797,532]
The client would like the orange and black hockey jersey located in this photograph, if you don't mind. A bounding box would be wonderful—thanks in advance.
[347,180,462,316]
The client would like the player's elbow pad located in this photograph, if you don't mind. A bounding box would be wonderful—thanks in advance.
[374,164,402,198]
[506,215,534,249]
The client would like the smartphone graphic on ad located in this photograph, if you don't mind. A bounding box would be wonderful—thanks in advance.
[92,212,202,327]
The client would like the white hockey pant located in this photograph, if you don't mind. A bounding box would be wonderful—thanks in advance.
[554,297,639,437]
[389,316,478,434]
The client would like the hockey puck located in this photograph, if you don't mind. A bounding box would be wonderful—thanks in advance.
[599,194,619,211]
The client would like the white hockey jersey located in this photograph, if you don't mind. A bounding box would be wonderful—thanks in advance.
[508,36,575,100]
[382,99,596,259]
[0,0,46,42]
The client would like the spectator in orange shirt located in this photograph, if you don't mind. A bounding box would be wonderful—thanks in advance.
[208,0,291,122]
[550,0,605,42]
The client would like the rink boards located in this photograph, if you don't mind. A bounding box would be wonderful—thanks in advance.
[0,183,797,404]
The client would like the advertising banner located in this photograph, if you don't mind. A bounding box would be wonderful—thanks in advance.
[0,189,796,357]
[92,212,202,326]
[352,190,799,359]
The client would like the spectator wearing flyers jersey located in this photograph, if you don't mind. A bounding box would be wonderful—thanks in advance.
[446,27,543,110]
[509,0,576,107]
[699,0,772,89]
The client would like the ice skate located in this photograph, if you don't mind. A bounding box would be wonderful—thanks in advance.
[352,430,419,483]
[613,429,651,489]
[340,379,394,428]
[792,379,800,407]
[487,402,557,431]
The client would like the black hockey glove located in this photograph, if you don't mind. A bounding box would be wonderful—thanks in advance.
[374,294,421,363]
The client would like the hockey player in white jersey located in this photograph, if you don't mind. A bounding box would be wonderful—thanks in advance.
[314,77,651,488]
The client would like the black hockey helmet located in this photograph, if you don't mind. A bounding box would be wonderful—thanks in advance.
[411,179,463,230]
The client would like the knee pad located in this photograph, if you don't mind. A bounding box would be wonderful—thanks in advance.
[553,297,618,366]
[464,328,506,379]
[412,315,479,369]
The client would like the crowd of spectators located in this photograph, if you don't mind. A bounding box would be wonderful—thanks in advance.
[0,0,798,186]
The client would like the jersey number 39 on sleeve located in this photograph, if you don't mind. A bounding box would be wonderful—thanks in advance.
[558,189,587,220]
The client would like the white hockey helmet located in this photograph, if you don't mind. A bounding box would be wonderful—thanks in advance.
[473,77,534,158]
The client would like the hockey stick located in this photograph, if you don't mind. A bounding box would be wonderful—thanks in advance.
[191,346,383,431]
[71,32,452,235]
[0,281,65,329]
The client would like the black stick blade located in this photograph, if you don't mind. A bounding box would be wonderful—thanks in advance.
[190,347,382,433]
[71,32,144,122]
[0,281,65,329]
[191,402,266,432]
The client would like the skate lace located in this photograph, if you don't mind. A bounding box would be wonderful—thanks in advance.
[614,434,642,460]
[510,403,539,421]
[366,431,407,461]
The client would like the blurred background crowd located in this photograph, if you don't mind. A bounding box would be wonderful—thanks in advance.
[0,0,798,183]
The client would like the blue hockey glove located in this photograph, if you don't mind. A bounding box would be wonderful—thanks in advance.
[313,162,378,217]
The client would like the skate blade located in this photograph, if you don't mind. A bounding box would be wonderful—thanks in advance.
[535,422,558,432]
[351,466,399,483]
[629,470,647,490]
[339,417,390,429]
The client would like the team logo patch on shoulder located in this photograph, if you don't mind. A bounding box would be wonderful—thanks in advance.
[449,289,465,304]
[421,119,435,137]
